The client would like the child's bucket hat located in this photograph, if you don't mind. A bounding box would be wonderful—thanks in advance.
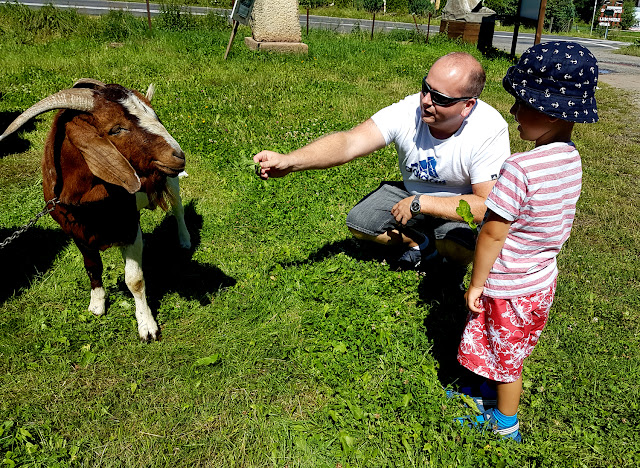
[503,41,599,123]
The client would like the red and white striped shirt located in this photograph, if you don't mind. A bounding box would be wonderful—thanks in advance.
[483,142,582,298]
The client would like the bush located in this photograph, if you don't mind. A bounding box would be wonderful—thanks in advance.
[363,0,384,13]
[408,0,435,16]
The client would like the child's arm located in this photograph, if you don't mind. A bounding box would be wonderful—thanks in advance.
[465,210,512,313]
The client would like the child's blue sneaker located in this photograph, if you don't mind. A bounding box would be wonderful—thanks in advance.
[455,408,522,442]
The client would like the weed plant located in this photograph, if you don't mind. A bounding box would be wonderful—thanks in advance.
[0,4,639,467]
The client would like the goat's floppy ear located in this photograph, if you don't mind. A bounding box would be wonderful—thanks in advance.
[66,120,141,194]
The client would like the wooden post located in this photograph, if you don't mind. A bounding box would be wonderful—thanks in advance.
[371,12,376,40]
[145,0,152,29]
[535,0,548,44]
[306,7,309,35]
[426,12,431,43]
[510,19,520,60]
[224,21,239,60]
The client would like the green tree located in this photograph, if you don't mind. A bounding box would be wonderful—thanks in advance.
[363,0,383,39]
[408,0,435,32]
[574,0,600,23]
[483,0,518,24]
[620,0,637,29]
[545,0,576,32]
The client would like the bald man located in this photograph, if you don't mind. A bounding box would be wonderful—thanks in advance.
[254,52,510,270]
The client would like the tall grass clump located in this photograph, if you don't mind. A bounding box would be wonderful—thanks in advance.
[0,6,638,467]
[97,10,149,42]
[157,2,198,31]
[0,2,87,43]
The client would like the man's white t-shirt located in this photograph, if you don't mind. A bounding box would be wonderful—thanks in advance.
[371,93,511,196]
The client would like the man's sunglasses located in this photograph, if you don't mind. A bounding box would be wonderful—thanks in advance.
[421,77,477,107]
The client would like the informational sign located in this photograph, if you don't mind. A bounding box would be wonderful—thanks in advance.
[230,0,256,25]
[598,1,623,27]
[519,0,543,21]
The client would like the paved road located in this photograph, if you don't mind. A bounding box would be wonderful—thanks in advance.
[0,0,631,55]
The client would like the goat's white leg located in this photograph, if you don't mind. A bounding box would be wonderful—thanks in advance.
[89,287,106,316]
[167,175,191,249]
[121,226,159,342]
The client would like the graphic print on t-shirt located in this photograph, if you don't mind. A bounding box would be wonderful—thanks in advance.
[407,157,445,184]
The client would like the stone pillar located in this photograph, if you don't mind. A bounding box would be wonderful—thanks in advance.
[244,0,308,54]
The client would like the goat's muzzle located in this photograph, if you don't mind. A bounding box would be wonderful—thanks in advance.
[153,150,186,176]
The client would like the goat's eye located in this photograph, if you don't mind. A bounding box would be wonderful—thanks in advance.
[109,125,124,135]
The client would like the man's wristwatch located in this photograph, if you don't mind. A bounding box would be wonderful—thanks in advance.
[410,194,421,215]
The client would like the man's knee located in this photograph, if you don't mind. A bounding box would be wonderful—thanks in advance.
[435,239,475,265]
[348,226,369,240]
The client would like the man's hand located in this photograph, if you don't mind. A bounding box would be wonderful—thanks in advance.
[464,285,484,314]
[391,196,415,226]
[253,151,293,180]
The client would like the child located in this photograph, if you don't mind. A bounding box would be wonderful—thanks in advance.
[455,41,599,442]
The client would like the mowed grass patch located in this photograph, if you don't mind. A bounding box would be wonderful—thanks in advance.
[1,5,639,466]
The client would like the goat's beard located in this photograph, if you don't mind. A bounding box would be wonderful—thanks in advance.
[140,172,171,210]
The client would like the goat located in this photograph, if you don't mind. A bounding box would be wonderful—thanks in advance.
[0,79,190,341]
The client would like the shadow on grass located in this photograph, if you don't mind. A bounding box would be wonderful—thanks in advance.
[419,263,486,391]
[0,227,70,304]
[278,236,408,269]
[137,201,236,309]
[0,111,37,157]
[0,201,235,311]
[273,235,484,389]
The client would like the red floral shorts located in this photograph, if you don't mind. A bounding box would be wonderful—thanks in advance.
[457,282,556,383]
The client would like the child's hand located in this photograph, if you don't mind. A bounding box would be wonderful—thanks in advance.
[464,285,484,314]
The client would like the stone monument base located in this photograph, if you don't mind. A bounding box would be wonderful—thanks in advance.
[439,16,495,51]
[244,37,308,54]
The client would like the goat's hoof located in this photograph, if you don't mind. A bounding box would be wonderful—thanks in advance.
[138,322,160,342]
[88,303,106,316]
[89,288,106,316]
[178,233,191,249]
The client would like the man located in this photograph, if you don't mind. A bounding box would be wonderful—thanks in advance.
[253,52,510,270]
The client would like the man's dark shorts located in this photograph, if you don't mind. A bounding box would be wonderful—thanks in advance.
[345,181,476,251]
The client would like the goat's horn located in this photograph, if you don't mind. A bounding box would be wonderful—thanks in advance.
[0,88,95,142]
[73,78,107,89]
[146,83,155,101]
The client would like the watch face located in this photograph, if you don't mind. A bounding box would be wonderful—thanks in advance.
[411,201,420,213]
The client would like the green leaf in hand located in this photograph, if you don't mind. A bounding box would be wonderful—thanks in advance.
[456,200,478,233]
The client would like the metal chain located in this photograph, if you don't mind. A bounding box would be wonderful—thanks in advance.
[0,198,60,250]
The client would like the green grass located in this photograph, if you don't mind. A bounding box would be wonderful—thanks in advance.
[1,4,639,467]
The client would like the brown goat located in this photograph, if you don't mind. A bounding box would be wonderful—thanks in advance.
[0,79,190,341]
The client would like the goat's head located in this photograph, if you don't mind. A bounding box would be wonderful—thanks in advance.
[0,79,185,195]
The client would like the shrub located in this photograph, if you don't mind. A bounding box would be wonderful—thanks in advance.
[408,0,435,16]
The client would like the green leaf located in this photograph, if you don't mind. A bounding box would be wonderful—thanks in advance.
[338,429,355,453]
[193,354,221,367]
[333,342,347,354]
[456,200,478,232]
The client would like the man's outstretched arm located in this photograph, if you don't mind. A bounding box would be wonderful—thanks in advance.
[253,119,386,180]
